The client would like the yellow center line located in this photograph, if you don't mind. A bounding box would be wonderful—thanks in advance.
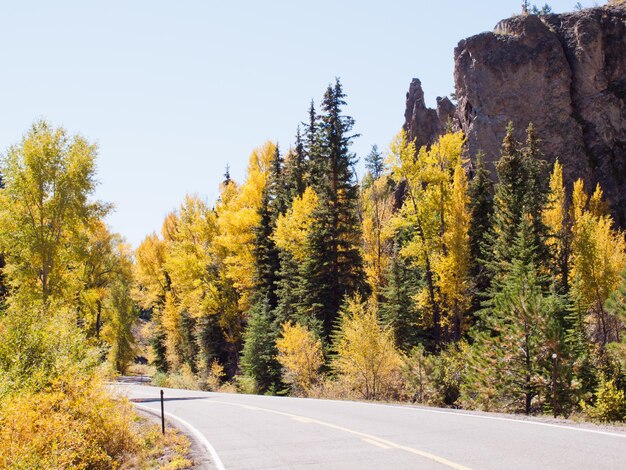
[211,399,472,470]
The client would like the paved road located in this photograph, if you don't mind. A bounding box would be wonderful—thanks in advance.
[115,383,626,469]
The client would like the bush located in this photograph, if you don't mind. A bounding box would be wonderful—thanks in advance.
[582,374,626,422]
[0,373,137,469]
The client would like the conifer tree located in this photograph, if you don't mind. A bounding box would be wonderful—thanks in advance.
[240,299,282,394]
[468,151,494,302]
[463,218,559,414]
[297,80,368,341]
[284,127,308,201]
[489,123,549,279]
[379,240,422,352]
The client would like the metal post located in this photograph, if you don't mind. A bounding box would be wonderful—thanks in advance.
[160,389,165,434]
[552,353,558,418]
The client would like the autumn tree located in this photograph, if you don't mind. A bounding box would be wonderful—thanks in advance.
[0,119,109,307]
[276,321,324,396]
[388,130,470,348]
[361,145,395,300]
[333,297,402,400]
[569,180,626,347]
[543,160,571,293]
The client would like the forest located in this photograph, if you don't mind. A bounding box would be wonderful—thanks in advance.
[0,78,625,465]
[134,80,626,419]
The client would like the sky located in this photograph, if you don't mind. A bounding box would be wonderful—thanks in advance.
[0,0,595,247]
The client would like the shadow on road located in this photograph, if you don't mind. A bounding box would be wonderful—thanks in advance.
[130,397,210,403]
[116,375,152,385]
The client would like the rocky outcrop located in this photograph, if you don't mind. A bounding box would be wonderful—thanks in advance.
[403,78,458,150]
[404,4,626,225]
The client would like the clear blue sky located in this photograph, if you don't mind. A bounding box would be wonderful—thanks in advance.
[0,0,593,247]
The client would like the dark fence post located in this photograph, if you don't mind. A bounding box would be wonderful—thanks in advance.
[160,389,165,434]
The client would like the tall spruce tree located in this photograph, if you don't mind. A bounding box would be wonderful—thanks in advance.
[463,218,559,414]
[297,79,368,341]
[489,123,549,279]
[243,146,286,391]
[468,151,494,301]
[380,238,423,352]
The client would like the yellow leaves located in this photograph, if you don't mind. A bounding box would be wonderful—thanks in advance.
[543,160,567,256]
[273,186,319,261]
[165,195,219,319]
[217,141,275,311]
[132,233,168,310]
[435,163,472,337]
[570,179,626,341]
[333,297,402,400]
[388,130,470,342]
[361,174,395,297]
[0,119,107,305]
[276,321,324,396]
[0,373,138,469]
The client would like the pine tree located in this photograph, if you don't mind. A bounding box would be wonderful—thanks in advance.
[240,298,282,394]
[468,151,494,302]
[252,146,284,310]
[284,127,308,201]
[297,80,368,342]
[489,123,549,279]
[463,218,558,414]
[379,239,422,352]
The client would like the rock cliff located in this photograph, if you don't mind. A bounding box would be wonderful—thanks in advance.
[404,4,626,225]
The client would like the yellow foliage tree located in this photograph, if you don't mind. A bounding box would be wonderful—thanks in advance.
[434,162,472,340]
[361,172,395,299]
[165,195,219,319]
[272,186,319,262]
[216,142,275,311]
[276,321,324,396]
[570,179,626,346]
[0,120,109,307]
[333,297,402,400]
[388,130,470,346]
[543,160,570,288]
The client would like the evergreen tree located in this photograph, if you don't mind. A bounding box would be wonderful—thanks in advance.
[463,218,559,414]
[296,80,368,342]
[252,146,284,310]
[489,123,549,279]
[284,127,308,201]
[380,240,422,352]
[468,151,494,303]
[365,145,384,179]
[240,299,282,393]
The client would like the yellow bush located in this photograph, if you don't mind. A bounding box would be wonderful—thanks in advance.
[0,373,138,469]
[276,321,324,396]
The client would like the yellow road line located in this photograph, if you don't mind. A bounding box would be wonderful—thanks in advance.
[211,400,472,470]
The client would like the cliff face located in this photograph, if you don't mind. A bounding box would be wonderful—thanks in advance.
[404,5,626,225]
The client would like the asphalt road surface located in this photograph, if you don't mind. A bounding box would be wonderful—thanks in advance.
[115,383,626,469]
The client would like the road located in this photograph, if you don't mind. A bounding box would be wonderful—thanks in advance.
[115,383,626,469]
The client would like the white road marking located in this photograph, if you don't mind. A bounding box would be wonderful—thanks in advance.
[359,401,626,439]
[129,396,226,470]
[210,399,472,470]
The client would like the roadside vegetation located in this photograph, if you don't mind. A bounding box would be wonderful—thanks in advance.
[0,121,191,468]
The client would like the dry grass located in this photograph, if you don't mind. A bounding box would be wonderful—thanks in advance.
[120,415,194,470]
